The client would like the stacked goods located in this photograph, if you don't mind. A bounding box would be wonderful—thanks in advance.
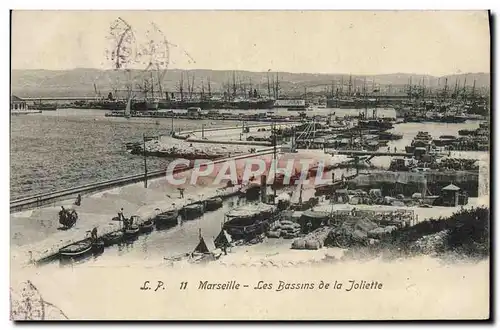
[367,225,398,239]
[326,215,380,248]
[291,227,330,250]
[305,240,321,250]
[266,229,281,238]
[291,239,306,249]
[432,158,479,171]
[274,220,301,239]
[451,137,489,151]
[458,129,477,136]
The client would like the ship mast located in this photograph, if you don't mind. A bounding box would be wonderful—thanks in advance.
[267,70,271,98]
[179,72,184,101]
[208,77,212,98]
[271,75,276,99]
[462,77,467,101]
[363,77,367,118]
[232,71,237,98]
[443,77,448,101]
[150,71,155,99]
[408,77,412,103]
[191,74,195,99]
[275,72,280,99]
[348,75,352,97]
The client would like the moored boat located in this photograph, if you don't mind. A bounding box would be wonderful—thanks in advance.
[101,231,124,247]
[59,238,104,259]
[155,210,179,229]
[123,225,140,236]
[182,202,205,220]
[240,182,261,200]
[139,219,155,233]
[205,197,223,211]
[223,203,278,240]
[123,215,141,237]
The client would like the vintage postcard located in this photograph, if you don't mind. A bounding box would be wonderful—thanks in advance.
[10,10,490,320]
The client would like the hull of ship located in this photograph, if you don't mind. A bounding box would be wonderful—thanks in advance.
[394,108,413,118]
[90,101,126,110]
[327,100,378,109]
[133,101,159,111]
[228,100,275,110]
[157,99,273,110]
[31,104,58,111]
[158,100,218,110]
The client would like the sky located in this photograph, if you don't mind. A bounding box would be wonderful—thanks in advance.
[11,10,490,75]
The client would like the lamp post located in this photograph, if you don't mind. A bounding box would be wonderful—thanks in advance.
[143,133,157,188]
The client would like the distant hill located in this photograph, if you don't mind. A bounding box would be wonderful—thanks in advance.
[11,68,490,98]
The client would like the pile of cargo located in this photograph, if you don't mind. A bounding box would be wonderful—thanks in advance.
[291,227,331,250]
[431,158,479,171]
[450,137,489,151]
[366,225,398,239]
[267,220,301,239]
[324,209,412,248]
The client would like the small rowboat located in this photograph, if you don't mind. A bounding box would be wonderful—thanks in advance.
[101,231,124,247]
[59,238,104,258]
[139,219,154,233]
[155,210,179,229]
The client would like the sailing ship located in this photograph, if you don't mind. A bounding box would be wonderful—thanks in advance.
[159,71,275,110]
[325,75,380,109]
[395,77,473,123]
